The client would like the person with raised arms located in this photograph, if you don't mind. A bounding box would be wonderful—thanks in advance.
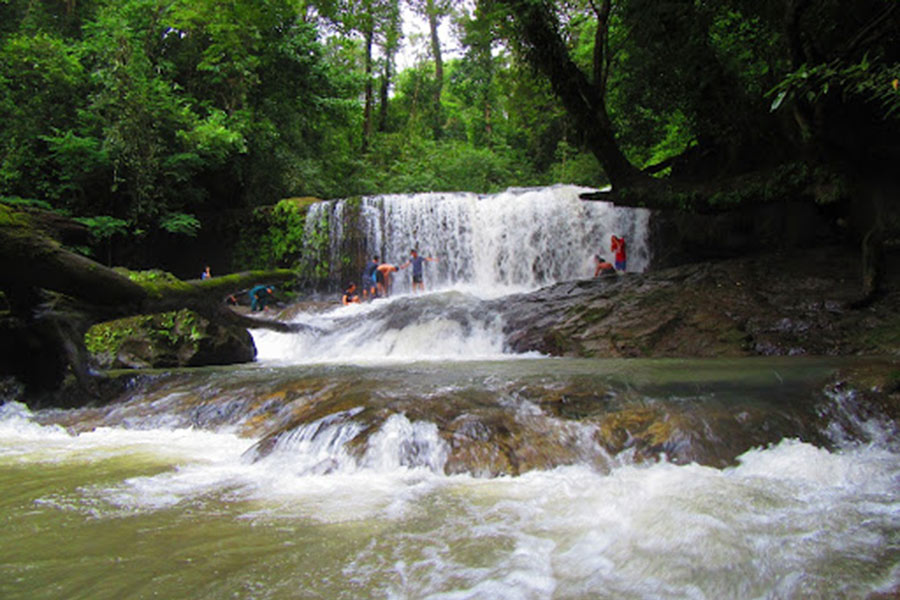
[400,249,438,293]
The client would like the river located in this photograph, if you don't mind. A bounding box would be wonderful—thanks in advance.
[1,186,898,599]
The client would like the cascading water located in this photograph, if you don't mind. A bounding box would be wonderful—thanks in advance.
[259,185,649,364]
[1,358,898,599]
[307,184,650,294]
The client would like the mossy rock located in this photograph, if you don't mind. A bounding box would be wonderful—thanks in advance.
[85,308,255,370]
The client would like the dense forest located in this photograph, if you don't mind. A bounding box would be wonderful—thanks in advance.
[4,0,896,262]
[0,0,605,242]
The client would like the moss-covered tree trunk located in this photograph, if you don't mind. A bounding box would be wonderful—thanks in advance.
[1,204,302,396]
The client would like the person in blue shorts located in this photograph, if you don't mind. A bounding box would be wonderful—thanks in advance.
[362,255,379,299]
[400,249,438,293]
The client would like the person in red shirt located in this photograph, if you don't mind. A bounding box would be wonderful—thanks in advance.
[610,235,626,271]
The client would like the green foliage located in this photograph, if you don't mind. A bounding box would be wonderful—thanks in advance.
[159,213,201,237]
[0,196,53,211]
[769,58,900,120]
[547,141,607,186]
[268,197,319,266]
[84,309,207,360]
[114,267,182,287]
[0,32,86,203]
[72,214,129,263]
[305,209,332,282]
[73,215,129,241]
[0,202,32,227]
[84,319,136,357]
[231,197,324,274]
[7,0,894,254]
[361,134,535,193]
[1,0,360,258]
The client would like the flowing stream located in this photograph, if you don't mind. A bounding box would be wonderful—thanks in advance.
[1,186,899,599]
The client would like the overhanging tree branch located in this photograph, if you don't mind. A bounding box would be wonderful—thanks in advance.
[495,0,647,190]
[1,203,305,392]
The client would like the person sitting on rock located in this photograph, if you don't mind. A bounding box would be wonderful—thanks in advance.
[594,255,616,277]
[342,283,360,305]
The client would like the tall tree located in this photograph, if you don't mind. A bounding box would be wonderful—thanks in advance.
[377,2,403,132]
[485,0,645,188]
[485,0,900,299]
[409,0,452,139]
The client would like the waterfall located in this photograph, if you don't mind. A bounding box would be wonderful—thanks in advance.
[305,185,650,295]
[259,185,652,363]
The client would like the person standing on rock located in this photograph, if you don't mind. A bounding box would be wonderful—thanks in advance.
[611,235,627,271]
[362,255,379,299]
[400,249,438,293]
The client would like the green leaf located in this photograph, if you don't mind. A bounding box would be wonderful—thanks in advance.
[770,89,788,112]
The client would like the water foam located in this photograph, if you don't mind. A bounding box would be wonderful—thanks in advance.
[253,290,519,365]
[3,392,898,597]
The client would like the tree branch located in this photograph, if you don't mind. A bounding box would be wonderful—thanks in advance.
[498,0,646,189]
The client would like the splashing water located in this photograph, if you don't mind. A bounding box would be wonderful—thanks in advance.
[1,368,898,600]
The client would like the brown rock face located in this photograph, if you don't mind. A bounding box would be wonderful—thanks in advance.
[498,246,900,359]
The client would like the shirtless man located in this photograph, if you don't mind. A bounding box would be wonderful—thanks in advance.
[594,255,616,277]
[376,262,400,297]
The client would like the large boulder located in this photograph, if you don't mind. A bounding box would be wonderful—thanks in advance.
[496,245,900,358]
[86,309,256,369]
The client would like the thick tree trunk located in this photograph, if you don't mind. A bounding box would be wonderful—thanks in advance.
[363,27,375,152]
[378,54,392,132]
[590,0,612,99]
[498,0,646,190]
[427,0,444,140]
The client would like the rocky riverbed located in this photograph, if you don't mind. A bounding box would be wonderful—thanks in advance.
[499,244,900,359]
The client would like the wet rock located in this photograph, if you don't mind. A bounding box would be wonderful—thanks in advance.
[495,246,900,358]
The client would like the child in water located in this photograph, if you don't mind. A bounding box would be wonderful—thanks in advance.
[342,283,360,305]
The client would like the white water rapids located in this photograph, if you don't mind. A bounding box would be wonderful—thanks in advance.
[1,380,899,599]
